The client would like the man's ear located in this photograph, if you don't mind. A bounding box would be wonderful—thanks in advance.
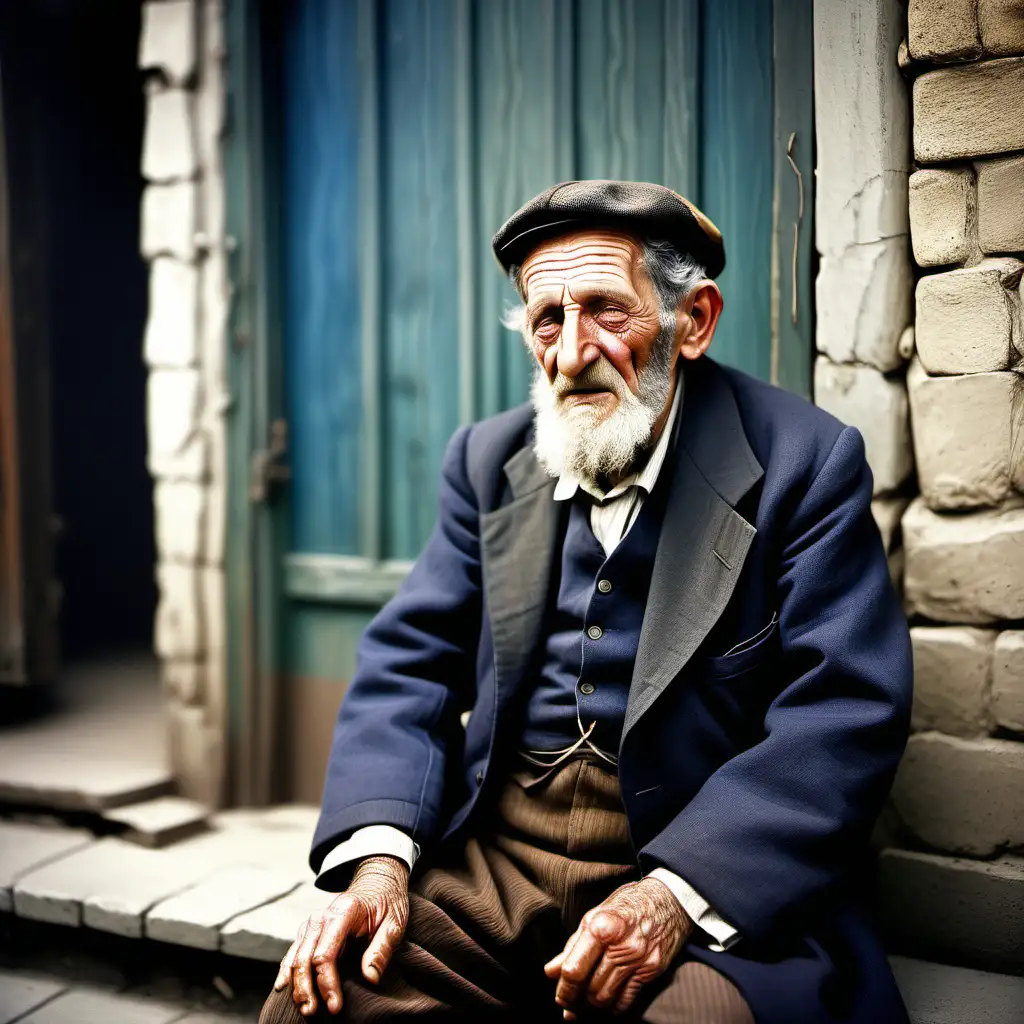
[676,281,723,361]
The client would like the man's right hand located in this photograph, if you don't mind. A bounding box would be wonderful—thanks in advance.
[274,855,410,1016]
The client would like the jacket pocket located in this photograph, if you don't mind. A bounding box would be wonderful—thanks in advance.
[705,613,779,679]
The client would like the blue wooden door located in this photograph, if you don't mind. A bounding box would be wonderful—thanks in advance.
[273,0,811,800]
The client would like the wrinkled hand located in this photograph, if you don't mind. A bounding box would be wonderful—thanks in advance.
[544,876,692,1019]
[274,855,410,1016]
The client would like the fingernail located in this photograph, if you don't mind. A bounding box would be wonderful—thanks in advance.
[327,994,339,1013]
[365,965,380,984]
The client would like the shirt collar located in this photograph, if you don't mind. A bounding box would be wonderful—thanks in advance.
[553,373,683,504]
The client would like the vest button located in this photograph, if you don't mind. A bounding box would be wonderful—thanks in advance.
[579,681,596,695]
[587,625,603,640]
[597,579,612,594]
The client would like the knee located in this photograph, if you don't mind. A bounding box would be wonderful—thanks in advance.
[259,985,308,1024]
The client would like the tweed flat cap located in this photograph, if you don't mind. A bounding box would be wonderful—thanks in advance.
[492,179,725,278]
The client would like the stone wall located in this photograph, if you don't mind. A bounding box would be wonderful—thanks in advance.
[139,0,229,807]
[881,0,1024,972]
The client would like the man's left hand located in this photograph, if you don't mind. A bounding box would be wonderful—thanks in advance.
[544,876,693,1018]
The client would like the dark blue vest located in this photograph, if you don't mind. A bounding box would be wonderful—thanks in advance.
[521,471,670,754]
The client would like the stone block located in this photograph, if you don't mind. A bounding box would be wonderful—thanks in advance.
[147,369,207,481]
[155,563,203,660]
[908,0,982,61]
[162,659,204,705]
[813,359,913,495]
[872,496,911,554]
[910,626,995,736]
[915,259,1022,375]
[141,182,196,260]
[101,796,210,848]
[908,168,976,267]
[914,57,1024,161]
[877,849,1024,971]
[154,480,205,562]
[980,0,1024,56]
[890,733,1024,855]
[815,239,913,372]
[907,360,1019,509]
[814,0,910,258]
[221,882,329,961]
[139,0,196,85]
[168,703,222,807]
[977,155,1024,253]
[0,822,92,913]
[904,499,1024,623]
[144,258,199,368]
[142,87,197,183]
[993,631,1024,731]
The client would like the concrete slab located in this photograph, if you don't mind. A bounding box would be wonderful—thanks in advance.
[0,822,93,912]
[220,883,329,962]
[17,988,184,1024]
[891,955,1024,1024]
[102,796,210,848]
[0,969,66,1024]
[146,865,302,950]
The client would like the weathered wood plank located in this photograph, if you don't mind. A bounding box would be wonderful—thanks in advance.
[220,883,329,961]
[0,822,92,913]
[0,969,66,1024]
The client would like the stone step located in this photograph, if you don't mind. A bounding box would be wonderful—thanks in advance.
[101,796,211,848]
[891,955,1024,1024]
[0,821,93,913]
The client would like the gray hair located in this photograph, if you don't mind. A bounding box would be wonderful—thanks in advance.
[501,239,707,334]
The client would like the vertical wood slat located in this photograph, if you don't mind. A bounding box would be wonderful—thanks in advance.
[455,0,476,426]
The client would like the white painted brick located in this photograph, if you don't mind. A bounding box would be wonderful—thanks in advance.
[162,659,204,705]
[147,369,207,481]
[914,57,1024,162]
[142,88,197,183]
[813,359,913,495]
[872,496,911,554]
[141,183,196,261]
[139,0,196,85]
[908,359,1019,509]
[815,239,913,372]
[144,258,199,368]
[891,733,1024,855]
[909,168,976,267]
[908,0,982,61]
[977,154,1024,254]
[153,480,205,563]
[155,563,203,660]
[993,631,1024,731]
[911,626,995,737]
[980,0,1024,57]
[904,498,1024,624]
[915,259,1022,375]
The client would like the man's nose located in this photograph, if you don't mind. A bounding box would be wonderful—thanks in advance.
[555,307,597,378]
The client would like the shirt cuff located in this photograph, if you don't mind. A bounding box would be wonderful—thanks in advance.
[647,868,741,952]
[316,825,421,888]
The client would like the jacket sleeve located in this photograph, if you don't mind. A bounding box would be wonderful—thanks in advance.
[309,424,482,874]
[637,426,913,940]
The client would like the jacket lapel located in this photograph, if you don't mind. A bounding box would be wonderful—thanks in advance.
[480,444,560,704]
[623,358,765,742]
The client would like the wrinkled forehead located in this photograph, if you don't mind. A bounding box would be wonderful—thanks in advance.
[518,230,648,303]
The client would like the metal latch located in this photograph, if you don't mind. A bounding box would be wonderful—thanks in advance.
[250,418,291,503]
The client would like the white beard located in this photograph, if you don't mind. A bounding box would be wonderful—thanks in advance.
[531,333,676,489]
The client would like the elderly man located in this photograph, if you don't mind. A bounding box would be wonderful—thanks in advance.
[261,181,912,1024]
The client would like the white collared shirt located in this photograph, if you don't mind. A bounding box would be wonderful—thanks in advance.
[317,375,740,952]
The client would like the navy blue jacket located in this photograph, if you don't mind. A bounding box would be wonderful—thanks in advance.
[312,355,913,1023]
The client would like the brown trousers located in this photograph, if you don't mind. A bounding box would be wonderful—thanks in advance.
[260,759,753,1023]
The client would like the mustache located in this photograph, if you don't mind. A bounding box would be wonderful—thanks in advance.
[549,358,626,399]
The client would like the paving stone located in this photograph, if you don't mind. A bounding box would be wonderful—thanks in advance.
[914,57,1024,161]
[980,0,1024,57]
[0,969,66,1023]
[915,259,1022,375]
[891,733,1024,856]
[993,631,1024,731]
[909,168,976,268]
[878,849,1024,971]
[142,88,197,183]
[0,823,93,913]
[141,183,197,261]
[907,361,1020,509]
[813,359,913,495]
[977,154,1024,254]
[139,0,196,85]
[146,864,301,950]
[220,883,329,962]
[910,626,996,737]
[815,239,913,372]
[17,988,184,1024]
[904,498,1024,624]
[890,955,1024,1024]
[102,796,210,848]
[144,259,199,369]
[154,481,206,564]
[908,0,982,62]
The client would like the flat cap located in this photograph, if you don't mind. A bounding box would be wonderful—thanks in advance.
[492,179,725,279]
